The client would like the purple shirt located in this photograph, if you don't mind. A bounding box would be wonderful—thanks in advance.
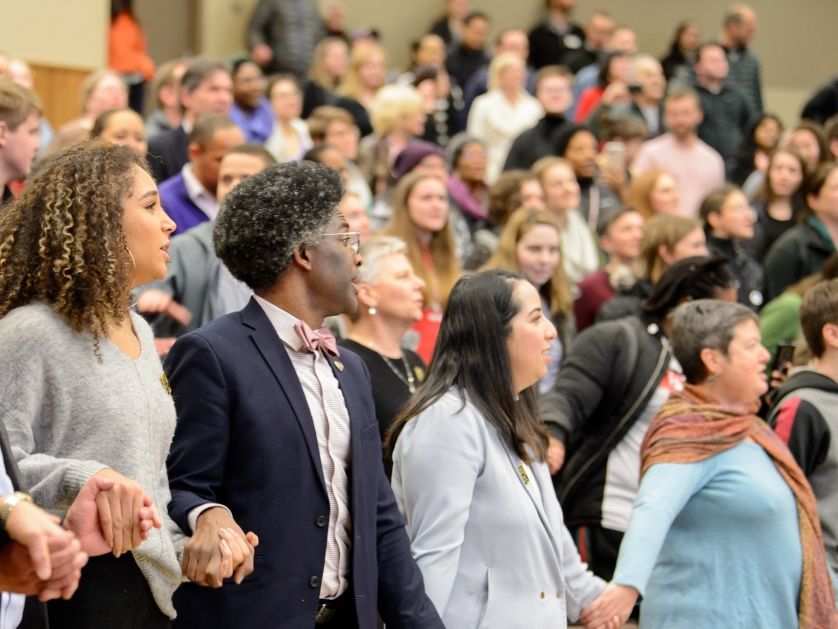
[230,99,275,144]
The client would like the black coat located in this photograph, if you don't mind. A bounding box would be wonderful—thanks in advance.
[146,126,189,184]
[503,114,570,172]
[763,218,836,301]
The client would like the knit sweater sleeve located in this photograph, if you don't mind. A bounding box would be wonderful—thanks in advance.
[0,305,108,509]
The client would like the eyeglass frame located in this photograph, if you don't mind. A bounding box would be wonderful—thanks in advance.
[320,231,361,255]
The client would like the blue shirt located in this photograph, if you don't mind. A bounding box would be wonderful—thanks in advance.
[613,441,801,628]
[0,448,24,629]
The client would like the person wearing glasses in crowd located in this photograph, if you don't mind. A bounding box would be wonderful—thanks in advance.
[164,161,443,628]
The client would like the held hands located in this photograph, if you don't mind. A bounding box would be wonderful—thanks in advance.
[578,583,639,629]
[135,289,192,326]
[2,501,88,601]
[64,469,162,557]
[183,507,259,588]
[547,437,566,475]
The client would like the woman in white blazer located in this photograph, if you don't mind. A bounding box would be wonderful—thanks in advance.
[387,270,620,629]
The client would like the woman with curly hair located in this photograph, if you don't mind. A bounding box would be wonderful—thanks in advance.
[0,141,252,627]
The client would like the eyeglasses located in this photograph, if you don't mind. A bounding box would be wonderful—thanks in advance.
[321,231,361,255]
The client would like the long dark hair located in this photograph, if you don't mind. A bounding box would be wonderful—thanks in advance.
[385,270,548,463]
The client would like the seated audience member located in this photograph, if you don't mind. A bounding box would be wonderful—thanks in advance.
[770,278,838,576]
[557,125,622,229]
[164,161,444,629]
[764,162,838,301]
[388,269,614,628]
[337,191,371,241]
[337,41,388,131]
[427,0,470,49]
[503,65,574,172]
[339,237,426,465]
[629,170,681,219]
[746,146,807,262]
[411,63,463,148]
[570,26,637,121]
[590,55,666,140]
[585,298,838,628]
[488,170,545,228]
[730,113,782,187]
[300,36,350,118]
[801,76,838,126]
[0,80,41,206]
[467,52,543,183]
[632,88,725,218]
[527,0,586,71]
[147,59,233,183]
[381,172,461,363]
[601,116,649,173]
[44,70,127,158]
[532,156,598,283]
[228,59,273,143]
[760,253,838,370]
[264,74,312,162]
[445,11,491,89]
[575,51,631,126]
[158,114,244,235]
[0,142,253,628]
[598,214,708,323]
[691,42,754,177]
[5,57,54,153]
[790,121,830,174]
[91,107,147,155]
[447,135,489,235]
[660,20,699,82]
[483,207,575,393]
[540,258,738,591]
[137,144,275,341]
[828,118,838,161]
[357,84,425,201]
[461,27,536,119]
[574,208,645,331]
[145,58,188,139]
[561,10,615,75]
[307,105,371,207]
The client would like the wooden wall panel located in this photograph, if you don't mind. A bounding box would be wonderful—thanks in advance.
[30,64,93,129]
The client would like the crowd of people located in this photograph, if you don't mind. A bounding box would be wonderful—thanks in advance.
[0,0,837,627]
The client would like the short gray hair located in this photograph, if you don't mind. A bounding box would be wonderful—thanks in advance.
[357,236,408,284]
[671,299,758,383]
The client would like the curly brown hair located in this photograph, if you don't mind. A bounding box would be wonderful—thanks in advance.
[0,140,147,338]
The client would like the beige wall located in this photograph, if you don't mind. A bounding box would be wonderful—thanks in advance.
[199,0,835,124]
[0,0,108,69]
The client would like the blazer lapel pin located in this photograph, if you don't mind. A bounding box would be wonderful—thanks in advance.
[334,360,345,372]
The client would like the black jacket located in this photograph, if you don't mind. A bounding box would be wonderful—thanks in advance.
[527,21,586,71]
[539,315,670,527]
[763,218,836,301]
[146,125,189,184]
[706,234,764,309]
[503,114,570,172]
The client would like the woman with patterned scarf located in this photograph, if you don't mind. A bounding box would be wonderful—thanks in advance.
[580,299,838,629]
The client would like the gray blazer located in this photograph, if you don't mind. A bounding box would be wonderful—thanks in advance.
[391,392,605,628]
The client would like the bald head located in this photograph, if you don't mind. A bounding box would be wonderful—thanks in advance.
[724,3,757,47]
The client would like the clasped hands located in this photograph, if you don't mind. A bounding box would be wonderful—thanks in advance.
[182,507,259,588]
[578,583,639,629]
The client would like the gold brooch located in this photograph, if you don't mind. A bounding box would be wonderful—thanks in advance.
[160,372,172,396]
[334,360,345,372]
[517,464,530,485]
[413,366,425,382]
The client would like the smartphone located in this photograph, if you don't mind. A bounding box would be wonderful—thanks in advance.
[603,141,626,173]
[772,343,796,374]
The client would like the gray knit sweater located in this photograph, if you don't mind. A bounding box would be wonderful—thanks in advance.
[0,303,184,618]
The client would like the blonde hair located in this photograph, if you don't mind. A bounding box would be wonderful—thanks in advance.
[488,52,524,91]
[640,214,701,283]
[629,170,670,220]
[368,84,423,137]
[79,69,127,115]
[483,207,572,316]
[381,172,461,307]
[309,37,349,89]
[338,42,388,101]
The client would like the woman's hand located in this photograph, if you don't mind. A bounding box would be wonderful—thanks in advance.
[578,583,638,629]
[547,436,566,475]
[183,507,259,587]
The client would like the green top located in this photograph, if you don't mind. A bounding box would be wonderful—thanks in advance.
[759,291,803,364]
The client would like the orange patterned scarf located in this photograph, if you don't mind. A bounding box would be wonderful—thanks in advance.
[641,384,838,629]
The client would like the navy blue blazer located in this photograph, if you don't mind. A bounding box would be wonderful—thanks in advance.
[147,126,189,184]
[157,173,210,236]
[165,298,442,629]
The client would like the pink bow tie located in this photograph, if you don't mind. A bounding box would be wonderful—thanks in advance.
[293,320,340,357]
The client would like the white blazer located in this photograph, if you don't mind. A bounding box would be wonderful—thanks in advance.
[391,392,604,628]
